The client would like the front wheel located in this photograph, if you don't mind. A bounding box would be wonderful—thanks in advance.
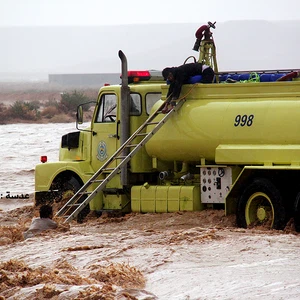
[236,178,286,230]
[294,192,300,232]
[54,176,90,223]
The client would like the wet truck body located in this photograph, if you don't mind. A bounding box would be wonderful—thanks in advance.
[35,23,300,230]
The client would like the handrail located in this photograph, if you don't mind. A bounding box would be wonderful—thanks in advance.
[216,68,300,75]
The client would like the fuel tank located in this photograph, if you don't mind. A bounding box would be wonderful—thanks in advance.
[145,81,300,165]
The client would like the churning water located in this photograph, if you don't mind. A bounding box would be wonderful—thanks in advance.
[0,122,77,196]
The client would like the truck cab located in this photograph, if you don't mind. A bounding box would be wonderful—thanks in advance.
[35,70,163,213]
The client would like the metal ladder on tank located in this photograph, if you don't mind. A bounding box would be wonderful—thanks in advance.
[56,99,186,223]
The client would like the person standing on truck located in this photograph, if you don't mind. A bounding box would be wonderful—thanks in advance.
[23,204,58,239]
[162,62,214,113]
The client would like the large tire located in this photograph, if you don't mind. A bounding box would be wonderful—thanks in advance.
[59,176,82,203]
[294,192,300,232]
[55,176,90,223]
[236,178,286,230]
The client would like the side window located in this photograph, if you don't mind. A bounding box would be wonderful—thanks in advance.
[130,93,142,116]
[95,94,117,123]
[146,93,162,114]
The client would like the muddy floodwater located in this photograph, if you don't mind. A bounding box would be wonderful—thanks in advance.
[0,123,76,196]
[0,122,300,299]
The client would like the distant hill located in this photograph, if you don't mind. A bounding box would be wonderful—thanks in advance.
[0,20,299,81]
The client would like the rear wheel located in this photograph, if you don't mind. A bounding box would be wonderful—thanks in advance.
[236,178,286,230]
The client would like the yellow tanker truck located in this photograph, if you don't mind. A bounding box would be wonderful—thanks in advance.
[35,22,300,231]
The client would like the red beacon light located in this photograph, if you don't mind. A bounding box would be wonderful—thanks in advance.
[40,156,47,163]
[127,70,151,83]
[121,70,162,83]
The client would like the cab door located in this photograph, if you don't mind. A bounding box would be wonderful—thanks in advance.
[91,93,119,172]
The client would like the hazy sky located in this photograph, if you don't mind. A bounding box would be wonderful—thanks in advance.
[0,0,299,26]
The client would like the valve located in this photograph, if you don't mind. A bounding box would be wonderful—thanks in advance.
[193,21,216,52]
[159,171,173,180]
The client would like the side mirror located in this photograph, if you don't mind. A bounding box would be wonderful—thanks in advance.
[76,105,83,124]
[75,100,96,133]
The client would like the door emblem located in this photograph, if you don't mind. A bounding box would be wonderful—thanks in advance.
[97,140,108,161]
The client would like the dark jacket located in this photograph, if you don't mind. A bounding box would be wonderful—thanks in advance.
[162,63,214,100]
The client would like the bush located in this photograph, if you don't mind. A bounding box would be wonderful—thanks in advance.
[0,91,94,123]
[24,100,40,110]
[60,90,91,113]
[9,101,24,116]
[44,98,60,108]
[0,103,10,123]
[40,106,60,119]
[9,101,40,120]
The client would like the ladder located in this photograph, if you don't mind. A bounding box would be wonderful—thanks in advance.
[56,99,186,223]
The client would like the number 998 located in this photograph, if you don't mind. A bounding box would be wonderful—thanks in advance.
[234,114,254,127]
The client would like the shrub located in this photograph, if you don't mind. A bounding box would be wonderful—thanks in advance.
[24,100,40,110]
[60,90,91,113]
[40,106,60,119]
[44,98,60,108]
[0,103,10,122]
[9,101,24,116]
[9,101,40,121]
